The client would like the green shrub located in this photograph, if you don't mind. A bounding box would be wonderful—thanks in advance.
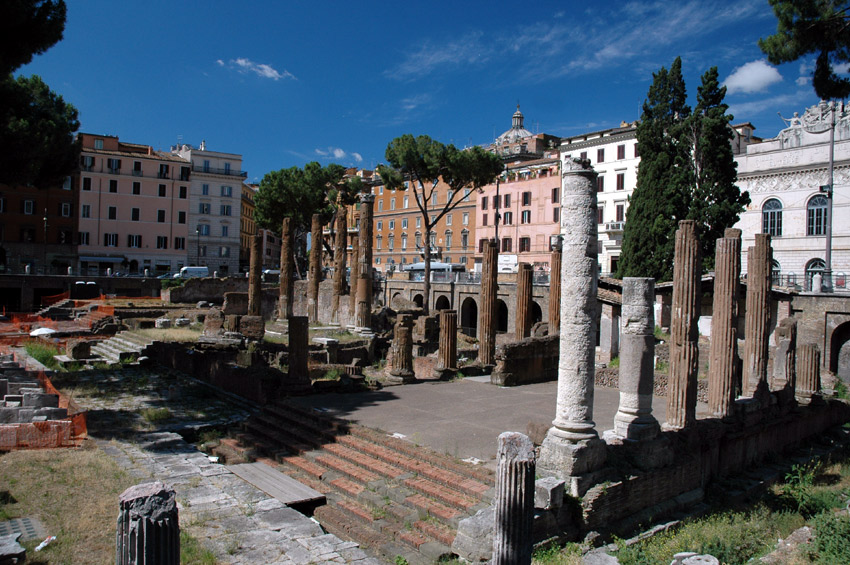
[834,380,849,400]
[609,356,620,368]
[140,407,172,423]
[180,531,216,564]
[810,511,850,563]
[780,462,840,518]
[24,341,60,370]
[160,278,185,290]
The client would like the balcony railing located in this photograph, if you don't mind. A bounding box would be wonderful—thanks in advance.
[604,221,625,232]
[194,164,248,178]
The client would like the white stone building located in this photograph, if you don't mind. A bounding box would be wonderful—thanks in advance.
[172,142,246,275]
[734,101,850,290]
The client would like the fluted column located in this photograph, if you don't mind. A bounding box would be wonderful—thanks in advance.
[435,310,458,377]
[549,247,562,334]
[349,221,359,317]
[796,343,822,405]
[515,263,533,339]
[666,220,701,429]
[478,239,498,365]
[332,205,348,324]
[743,233,772,404]
[708,228,741,417]
[355,194,374,332]
[288,316,309,383]
[308,214,322,323]
[278,218,294,320]
[492,432,534,565]
[389,314,414,381]
[247,233,262,317]
[613,277,659,440]
[116,481,179,565]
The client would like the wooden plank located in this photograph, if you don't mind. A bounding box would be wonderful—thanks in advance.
[228,462,325,506]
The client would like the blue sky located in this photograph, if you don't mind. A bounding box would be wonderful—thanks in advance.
[19,0,836,182]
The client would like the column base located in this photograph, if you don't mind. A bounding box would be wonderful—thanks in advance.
[386,369,416,384]
[537,428,607,481]
[611,415,660,442]
[603,431,673,471]
[432,367,457,381]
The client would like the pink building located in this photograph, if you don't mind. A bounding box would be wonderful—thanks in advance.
[76,134,190,275]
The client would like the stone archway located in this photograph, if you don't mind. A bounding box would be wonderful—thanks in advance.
[496,299,509,333]
[391,292,403,309]
[413,294,424,308]
[830,321,850,383]
[531,301,543,325]
[435,295,451,311]
[461,297,478,337]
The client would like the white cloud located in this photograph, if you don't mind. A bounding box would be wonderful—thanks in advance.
[219,58,296,81]
[723,60,783,94]
[726,90,811,119]
[796,76,810,86]
[314,147,363,163]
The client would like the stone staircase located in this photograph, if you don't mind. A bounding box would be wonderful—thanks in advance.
[34,298,74,319]
[215,400,496,564]
[75,308,112,328]
[90,330,153,364]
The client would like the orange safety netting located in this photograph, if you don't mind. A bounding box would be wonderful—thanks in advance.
[41,290,70,307]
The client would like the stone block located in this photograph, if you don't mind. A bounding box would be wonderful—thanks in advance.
[7,382,38,394]
[239,315,265,340]
[452,505,494,563]
[3,395,23,406]
[155,317,171,329]
[0,379,6,397]
[16,408,35,423]
[174,317,190,327]
[203,308,224,337]
[224,314,241,333]
[0,408,17,423]
[223,292,249,315]
[66,339,91,360]
[197,301,211,309]
[534,477,565,510]
[22,392,59,408]
[34,407,68,420]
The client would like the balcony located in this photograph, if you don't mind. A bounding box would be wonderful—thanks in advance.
[194,164,248,178]
[604,221,625,233]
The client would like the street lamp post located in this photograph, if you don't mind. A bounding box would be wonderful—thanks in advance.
[42,208,48,275]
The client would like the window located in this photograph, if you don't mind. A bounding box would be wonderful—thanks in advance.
[108,206,117,220]
[446,214,452,226]
[158,184,166,197]
[81,204,91,219]
[415,233,422,248]
[199,203,210,214]
[376,236,382,250]
[503,211,513,225]
[128,234,142,248]
[463,212,469,225]
[180,166,190,180]
[23,200,34,215]
[481,196,488,210]
[519,237,531,252]
[597,177,604,192]
[461,231,468,248]
[377,220,383,231]
[431,214,436,224]
[502,238,512,253]
[388,219,395,230]
[618,144,626,160]
[551,188,559,204]
[157,209,166,223]
[202,184,209,195]
[390,198,395,210]
[107,158,121,172]
[447,190,454,202]
[771,259,781,285]
[104,233,118,247]
[158,164,169,178]
[430,232,436,246]
[179,186,187,199]
[220,204,232,216]
[224,163,231,174]
[219,246,230,257]
[178,211,186,224]
[597,207,604,224]
[94,139,103,149]
[378,185,383,195]
[807,195,828,236]
[494,195,501,209]
[20,227,35,242]
[580,151,587,160]
[0,197,6,212]
[403,195,409,208]
[479,239,487,252]
[482,213,488,226]
[83,177,91,191]
[521,210,531,224]
[616,203,625,222]
[616,173,625,191]
[553,208,560,222]
[81,156,94,170]
[431,192,438,206]
[109,180,118,193]
[464,189,471,202]
[762,198,783,236]
[175,237,185,250]
[378,200,383,212]
[388,235,394,251]
[133,161,142,175]
[806,258,825,287]
[445,232,452,249]
[156,236,168,249]
[402,218,408,229]
[634,144,640,158]
[401,235,407,250]
[203,160,210,172]
[131,208,140,221]
[198,224,210,236]
[221,186,232,197]
[597,148,604,163]
[416,217,421,228]
[133,182,140,195]
[79,232,90,245]
[522,191,531,206]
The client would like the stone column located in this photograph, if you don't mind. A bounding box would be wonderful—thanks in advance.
[247,232,263,317]
[708,228,742,418]
[349,221,360,317]
[279,217,294,321]
[389,314,414,382]
[492,432,534,565]
[548,247,562,334]
[743,233,772,403]
[355,194,374,332]
[772,317,797,392]
[795,343,822,405]
[434,310,458,379]
[288,316,309,384]
[478,239,499,366]
[666,220,701,430]
[612,278,659,440]
[515,263,533,339]
[538,159,605,494]
[331,205,348,324]
[116,481,179,565]
[308,214,322,324]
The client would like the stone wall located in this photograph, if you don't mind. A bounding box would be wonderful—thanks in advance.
[491,334,559,386]
[165,277,250,304]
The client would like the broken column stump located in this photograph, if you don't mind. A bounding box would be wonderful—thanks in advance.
[308,213,322,324]
[478,239,499,366]
[743,233,772,405]
[388,314,415,383]
[796,343,822,405]
[548,247,562,334]
[248,232,262,317]
[116,481,179,565]
[434,309,458,380]
[708,229,742,418]
[515,263,533,339]
[492,432,535,565]
[278,217,295,322]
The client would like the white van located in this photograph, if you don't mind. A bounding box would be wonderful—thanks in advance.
[174,266,209,279]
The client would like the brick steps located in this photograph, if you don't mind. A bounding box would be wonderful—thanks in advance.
[222,398,495,563]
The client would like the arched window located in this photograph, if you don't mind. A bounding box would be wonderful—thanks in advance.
[762,199,783,236]
[806,258,825,288]
[807,195,828,236]
[771,259,781,285]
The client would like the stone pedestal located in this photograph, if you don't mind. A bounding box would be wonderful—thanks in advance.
[308,214,322,323]
[288,317,310,385]
[478,239,498,366]
[610,277,659,441]
[743,233,772,405]
[708,229,741,418]
[116,481,179,565]
[796,343,822,405]
[549,248,562,334]
[538,159,606,494]
[492,432,535,565]
[666,220,701,430]
[354,194,374,334]
[278,217,294,322]
[332,205,348,324]
[388,314,414,383]
[248,233,262,317]
[434,310,458,380]
[515,263,533,339]
[239,315,265,341]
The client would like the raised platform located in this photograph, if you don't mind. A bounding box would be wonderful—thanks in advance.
[227,461,325,506]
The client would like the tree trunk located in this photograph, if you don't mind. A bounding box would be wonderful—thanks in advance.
[423,226,431,315]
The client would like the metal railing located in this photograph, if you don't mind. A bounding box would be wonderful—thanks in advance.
[194,165,248,178]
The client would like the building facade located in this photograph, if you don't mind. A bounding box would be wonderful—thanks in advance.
[172,142,245,275]
[76,133,190,276]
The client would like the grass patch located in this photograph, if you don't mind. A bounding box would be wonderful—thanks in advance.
[834,380,849,400]
[140,407,172,423]
[134,327,202,343]
[0,444,136,564]
[318,368,343,381]
[608,356,620,368]
[533,542,582,564]
[180,530,217,564]
[24,340,61,370]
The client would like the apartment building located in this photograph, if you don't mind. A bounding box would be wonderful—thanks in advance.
[172,142,245,274]
[76,133,190,275]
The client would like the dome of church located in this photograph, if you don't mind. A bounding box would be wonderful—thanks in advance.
[495,104,533,144]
